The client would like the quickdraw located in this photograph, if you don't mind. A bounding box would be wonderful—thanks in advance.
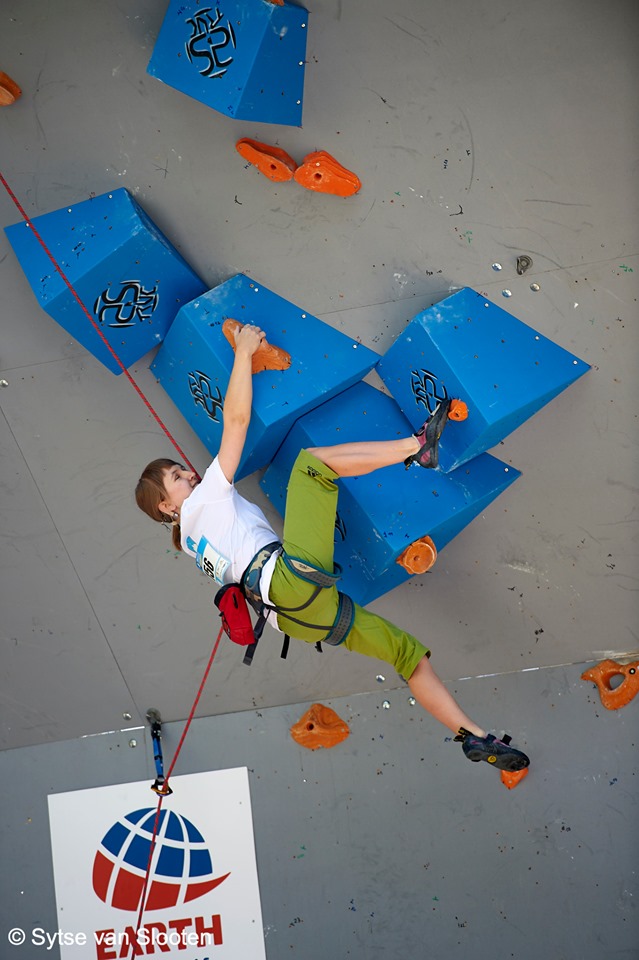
[146,708,173,796]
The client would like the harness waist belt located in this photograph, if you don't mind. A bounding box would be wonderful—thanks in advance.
[240,544,354,647]
[241,541,282,609]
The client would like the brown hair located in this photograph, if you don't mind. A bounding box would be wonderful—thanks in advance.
[135,458,183,552]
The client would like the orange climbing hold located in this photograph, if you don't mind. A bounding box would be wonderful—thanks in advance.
[501,767,529,790]
[396,535,437,575]
[294,150,362,197]
[290,703,350,751]
[449,399,469,421]
[235,138,297,182]
[222,319,291,374]
[581,659,639,710]
[0,72,21,106]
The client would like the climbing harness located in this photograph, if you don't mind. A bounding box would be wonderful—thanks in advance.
[213,540,355,665]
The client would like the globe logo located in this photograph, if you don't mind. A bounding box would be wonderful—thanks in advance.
[92,807,230,911]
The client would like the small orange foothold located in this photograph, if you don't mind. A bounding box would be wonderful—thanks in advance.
[235,138,297,182]
[294,150,361,197]
[449,399,469,421]
[290,704,350,751]
[501,767,529,790]
[581,659,639,710]
[0,72,21,106]
[396,535,437,575]
[222,318,292,374]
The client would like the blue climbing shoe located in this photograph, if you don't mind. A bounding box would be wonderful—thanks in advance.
[458,732,530,772]
[404,398,452,470]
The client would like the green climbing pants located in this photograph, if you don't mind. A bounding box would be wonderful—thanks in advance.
[268,450,430,680]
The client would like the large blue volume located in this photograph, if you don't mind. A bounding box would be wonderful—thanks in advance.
[4,189,206,375]
[376,288,590,472]
[260,382,520,605]
[151,274,379,481]
[147,0,308,126]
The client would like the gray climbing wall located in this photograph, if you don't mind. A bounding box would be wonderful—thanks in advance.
[1,665,636,958]
[0,0,637,956]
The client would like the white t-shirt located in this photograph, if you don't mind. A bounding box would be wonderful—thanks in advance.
[180,458,281,628]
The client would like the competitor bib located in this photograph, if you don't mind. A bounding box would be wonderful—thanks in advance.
[194,534,231,584]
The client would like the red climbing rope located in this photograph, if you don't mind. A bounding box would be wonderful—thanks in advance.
[131,624,225,954]
[0,171,200,478]
[164,626,225,786]
[0,173,227,950]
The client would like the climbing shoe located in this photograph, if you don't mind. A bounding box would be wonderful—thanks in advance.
[404,398,452,469]
[457,731,530,772]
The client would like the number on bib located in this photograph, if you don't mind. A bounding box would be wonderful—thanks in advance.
[195,535,231,585]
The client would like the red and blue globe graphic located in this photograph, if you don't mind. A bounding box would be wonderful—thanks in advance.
[92,807,230,911]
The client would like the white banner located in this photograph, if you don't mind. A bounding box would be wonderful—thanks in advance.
[46,768,266,959]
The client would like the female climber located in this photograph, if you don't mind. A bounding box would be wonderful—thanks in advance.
[136,321,529,773]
